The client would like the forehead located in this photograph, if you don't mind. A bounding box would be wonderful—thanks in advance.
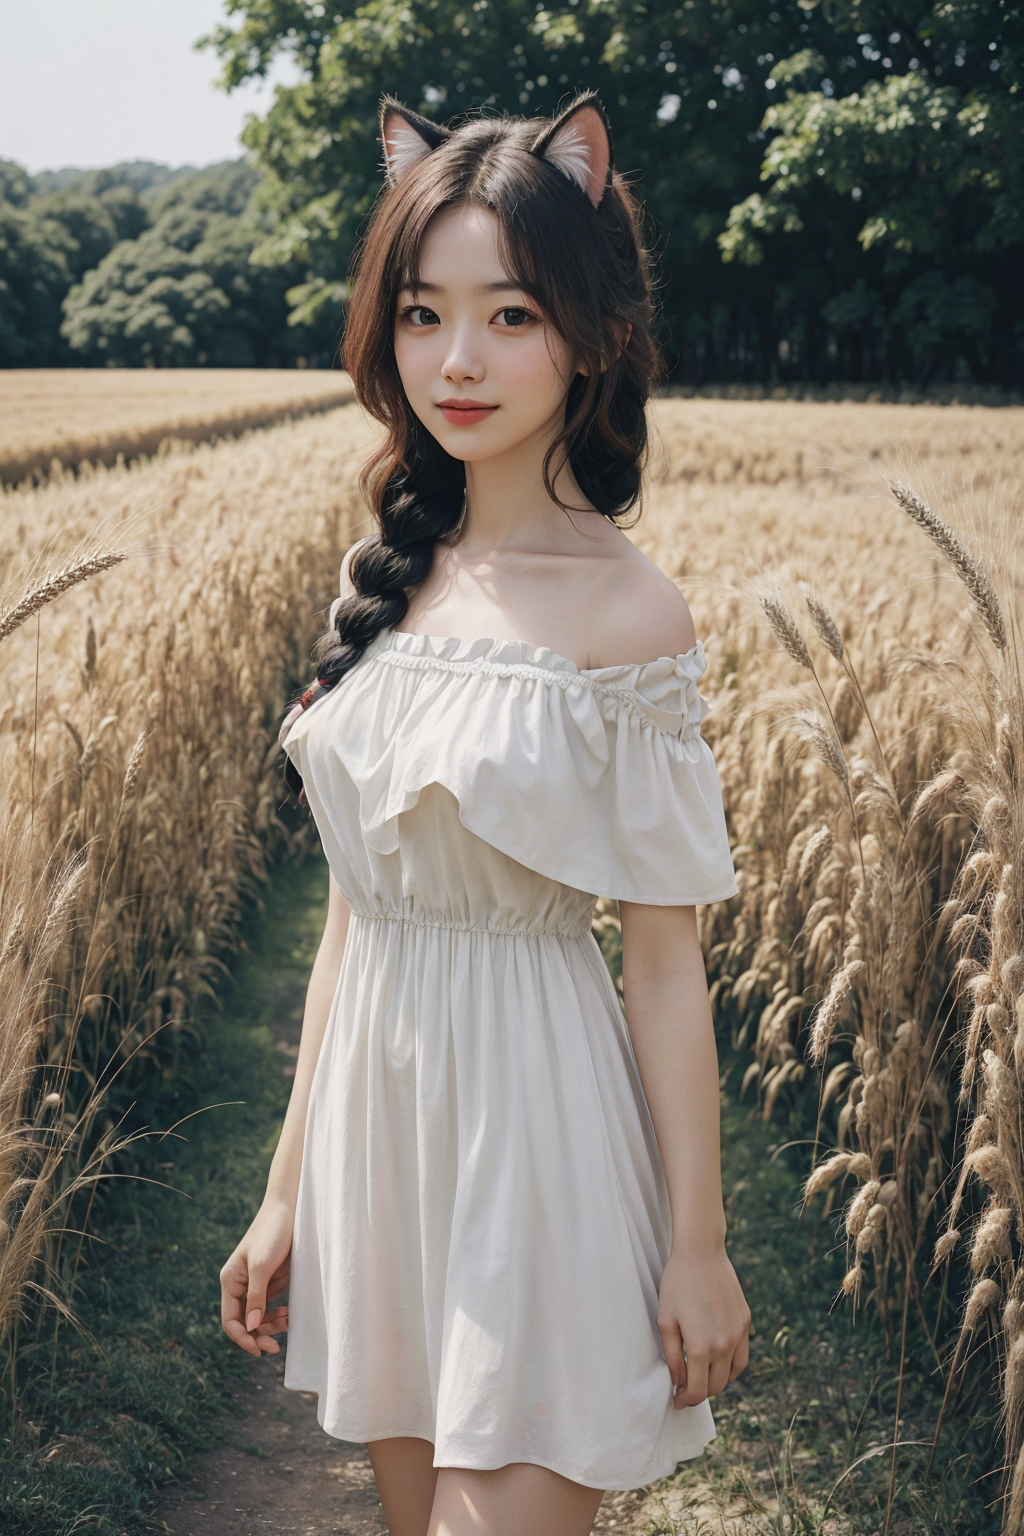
[403,204,517,290]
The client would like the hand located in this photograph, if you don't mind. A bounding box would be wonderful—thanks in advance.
[657,1244,751,1408]
[220,1199,294,1358]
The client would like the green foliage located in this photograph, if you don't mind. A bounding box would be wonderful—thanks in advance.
[0,204,76,366]
[57,157,325,368]
[202,0,1024,385]
[0,159,330,369]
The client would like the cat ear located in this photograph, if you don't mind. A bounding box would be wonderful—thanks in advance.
[532,94,613,209]
[379,96,451,186]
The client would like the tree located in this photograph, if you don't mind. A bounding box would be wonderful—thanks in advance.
[0,169,149,366]
[0,157,321,369]
[60,165,314,367]
[0,202,76,366]
[718,6,1024,384]
[203,0,1024,385]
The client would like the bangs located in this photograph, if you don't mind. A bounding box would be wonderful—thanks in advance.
[386,184,604,372]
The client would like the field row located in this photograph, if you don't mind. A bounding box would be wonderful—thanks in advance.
[0,368,354,487]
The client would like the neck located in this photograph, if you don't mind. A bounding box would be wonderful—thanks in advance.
[457,416,595,554]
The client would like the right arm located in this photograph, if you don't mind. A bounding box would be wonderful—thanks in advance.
[220,873,351,1357]
[221,537,366,1357]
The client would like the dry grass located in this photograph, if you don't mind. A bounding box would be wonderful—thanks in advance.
[0,368,354,488]
[633,397,1024,1531]
[0,403,374,1358]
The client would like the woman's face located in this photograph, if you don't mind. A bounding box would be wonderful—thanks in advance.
[393,204,578,464]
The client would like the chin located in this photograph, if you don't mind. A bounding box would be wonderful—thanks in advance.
[433,431,517,462]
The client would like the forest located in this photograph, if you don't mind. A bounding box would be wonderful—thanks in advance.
[0,159,319,368]
[1,0,1021,384]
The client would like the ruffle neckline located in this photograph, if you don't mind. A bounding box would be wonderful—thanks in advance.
[380,625,707,681]
[366,626,712,737]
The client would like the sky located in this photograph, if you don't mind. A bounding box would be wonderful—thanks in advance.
[0,1,298,173]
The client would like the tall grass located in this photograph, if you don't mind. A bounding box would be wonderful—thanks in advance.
[632,399,1024,1529]
[0,407,373,1362]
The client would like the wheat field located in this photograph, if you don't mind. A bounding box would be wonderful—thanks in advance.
[2,394,1023,1529]
[0,368,354,488]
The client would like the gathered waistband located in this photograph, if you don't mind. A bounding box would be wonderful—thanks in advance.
[348,907,594,940]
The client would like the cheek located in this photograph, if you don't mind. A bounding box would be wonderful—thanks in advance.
[500,333,575,400]
[393,329,435,399]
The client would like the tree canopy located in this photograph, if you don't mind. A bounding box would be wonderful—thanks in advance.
[0,159,321,368]
[0,166,149,365]
[201,0,1024,386]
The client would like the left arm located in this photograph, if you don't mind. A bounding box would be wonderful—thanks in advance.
[618,899,751,1407]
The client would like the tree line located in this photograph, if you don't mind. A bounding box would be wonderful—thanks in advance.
[0,159,324,368]
[2,0,1021,383]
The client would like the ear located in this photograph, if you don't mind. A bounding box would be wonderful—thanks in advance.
[379,96,451,186]
[532,93,613,209]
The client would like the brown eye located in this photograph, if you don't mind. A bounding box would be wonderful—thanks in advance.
[498,308,530,327]
[404,306,440,326]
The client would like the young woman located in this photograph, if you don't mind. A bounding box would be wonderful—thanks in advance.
[220,93,751,1536]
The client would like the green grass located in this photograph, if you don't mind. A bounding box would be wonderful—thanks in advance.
[644,1108,1000,1536]
[0,858,1002,1535]
[0,851,331,1536]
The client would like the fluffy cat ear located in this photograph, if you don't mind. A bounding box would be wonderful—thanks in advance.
[532,94,613,209]
[379,97,451,186]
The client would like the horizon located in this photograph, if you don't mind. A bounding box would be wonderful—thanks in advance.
[12,153,248,179]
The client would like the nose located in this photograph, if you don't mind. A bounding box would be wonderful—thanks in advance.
[441,323,484,385]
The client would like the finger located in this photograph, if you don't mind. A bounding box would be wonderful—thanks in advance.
[729,1330,750,1381]
[245,1270,270,1334]
[255,1306,288,1336]
[675,1352,709,1407]
[219,1257,248,1322]
[222,1317,263,1356]
[707,1353,732,1397]
[220,1258,256,1348]
[658,1321,687,1390]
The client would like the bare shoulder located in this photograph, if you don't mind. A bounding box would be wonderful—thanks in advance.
[586,537,696,669]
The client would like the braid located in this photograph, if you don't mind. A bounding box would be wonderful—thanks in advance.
[281,435,465,804]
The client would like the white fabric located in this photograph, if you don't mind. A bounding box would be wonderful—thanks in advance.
[279,624,738,1489]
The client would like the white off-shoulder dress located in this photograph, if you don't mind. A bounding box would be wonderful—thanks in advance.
[277,619,738,1491]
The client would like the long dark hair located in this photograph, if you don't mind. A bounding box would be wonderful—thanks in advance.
[283,93,661,802]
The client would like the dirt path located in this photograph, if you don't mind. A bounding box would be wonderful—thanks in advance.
[151,1349,657,1535]
[151,1352,384,1535]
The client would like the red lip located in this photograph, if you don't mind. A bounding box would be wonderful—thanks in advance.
[437,398,499,425]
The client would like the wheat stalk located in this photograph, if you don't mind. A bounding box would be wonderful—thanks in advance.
[791,707,851,790]
[0,551,128,644]
[889,480,1006,650]
[758,589,814,669]
[801,583,845,661]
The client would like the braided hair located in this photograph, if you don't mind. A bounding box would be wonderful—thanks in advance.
[282,92,661,804]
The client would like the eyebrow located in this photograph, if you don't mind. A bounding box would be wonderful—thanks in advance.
[398,281,525,294]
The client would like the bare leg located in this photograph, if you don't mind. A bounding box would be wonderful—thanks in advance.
[366,1436,439,1536]
[428,1463,604,1536]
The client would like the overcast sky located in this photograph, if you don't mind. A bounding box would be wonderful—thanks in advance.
[0,1,298,173]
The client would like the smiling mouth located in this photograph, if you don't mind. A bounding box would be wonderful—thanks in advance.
[437,399,500,425]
